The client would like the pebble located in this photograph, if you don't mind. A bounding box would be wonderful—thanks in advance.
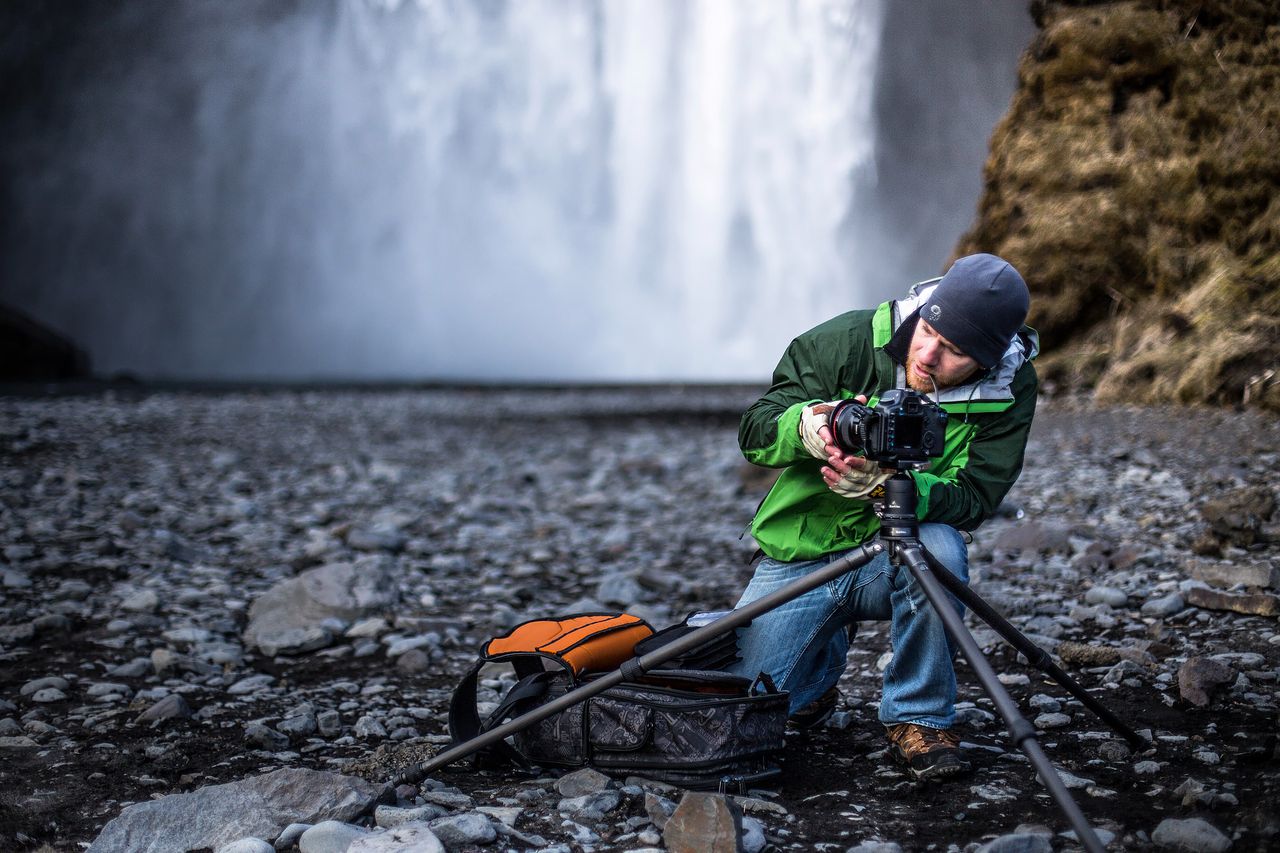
[1141,593,1185,618]
[215,839,275,853]
[1151,817,1232,853]
[299,820,369,853]
[428,813,496,847]
[2,391,1276,852]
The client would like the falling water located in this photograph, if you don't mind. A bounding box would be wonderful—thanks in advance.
[0,0,1030,382]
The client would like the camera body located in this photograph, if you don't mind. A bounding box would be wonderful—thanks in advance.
[829,388,948,467]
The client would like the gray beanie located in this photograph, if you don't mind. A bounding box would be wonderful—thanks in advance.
[919,253,1030,369]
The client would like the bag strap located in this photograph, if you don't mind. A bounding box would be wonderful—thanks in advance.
[447,612,654,768]
[447,657,566,769]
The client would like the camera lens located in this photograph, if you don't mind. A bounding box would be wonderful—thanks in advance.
[830,400,871,455]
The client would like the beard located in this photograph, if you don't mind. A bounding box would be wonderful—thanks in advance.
[905,355,977,393]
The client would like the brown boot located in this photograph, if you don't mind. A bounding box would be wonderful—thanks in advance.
[885,723,970,780]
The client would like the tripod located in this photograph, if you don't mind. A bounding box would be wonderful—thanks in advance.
[399,473,1142,853]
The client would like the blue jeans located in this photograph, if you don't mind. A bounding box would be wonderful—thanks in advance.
[729,524,969,729]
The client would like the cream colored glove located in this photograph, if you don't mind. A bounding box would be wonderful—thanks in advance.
[798,401,838,460]
[827,459,893,500]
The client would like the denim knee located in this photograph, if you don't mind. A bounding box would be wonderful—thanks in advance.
[917,524,968,585]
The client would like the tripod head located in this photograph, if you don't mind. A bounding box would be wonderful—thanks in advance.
[875,471,923,546]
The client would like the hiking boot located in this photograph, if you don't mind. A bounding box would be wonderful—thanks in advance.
[885,723,970,780]
[787,686,840,732]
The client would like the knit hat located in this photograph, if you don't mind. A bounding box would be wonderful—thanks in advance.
[919,253,1030,369]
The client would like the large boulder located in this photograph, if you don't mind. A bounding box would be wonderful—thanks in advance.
[243,560,399,656]
[86,768,388,853]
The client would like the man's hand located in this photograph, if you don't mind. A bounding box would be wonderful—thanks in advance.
[798,401,838,460]
[821,454,893,499]
[815,394,894,499]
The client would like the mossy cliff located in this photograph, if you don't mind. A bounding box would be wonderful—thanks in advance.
[957,0,1280,409]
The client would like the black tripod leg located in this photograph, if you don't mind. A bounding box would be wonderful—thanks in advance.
[897,544,1107,853]
[391,541,885,785]
[920,549,1144,749]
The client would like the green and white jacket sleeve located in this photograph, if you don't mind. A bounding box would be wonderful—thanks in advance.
[737,311,874,468]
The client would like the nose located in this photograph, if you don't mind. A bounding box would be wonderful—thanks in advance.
[918,338,941,366]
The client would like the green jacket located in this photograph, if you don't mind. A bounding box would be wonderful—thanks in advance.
[740,284,1040,562]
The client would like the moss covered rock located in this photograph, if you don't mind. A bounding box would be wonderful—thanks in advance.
[957,0,1280,409]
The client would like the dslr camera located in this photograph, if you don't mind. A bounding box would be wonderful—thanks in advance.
[828,388,948,467]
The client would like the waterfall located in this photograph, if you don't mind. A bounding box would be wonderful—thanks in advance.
[319,0,885,381]
[2,0,1031,383]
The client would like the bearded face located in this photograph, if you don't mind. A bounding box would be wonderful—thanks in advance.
[905,319,981,393]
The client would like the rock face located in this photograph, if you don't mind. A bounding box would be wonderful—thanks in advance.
[86,768,387,853]
[957,0,1280,409]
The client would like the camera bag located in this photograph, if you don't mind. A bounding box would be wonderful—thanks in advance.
[448,612,789,790]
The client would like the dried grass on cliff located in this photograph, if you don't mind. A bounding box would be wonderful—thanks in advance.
[958,0,1280,408]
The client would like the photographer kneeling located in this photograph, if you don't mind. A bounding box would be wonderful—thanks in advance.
[731,253,1038,781]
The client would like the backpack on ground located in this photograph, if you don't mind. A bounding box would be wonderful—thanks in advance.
[448,611,789,790]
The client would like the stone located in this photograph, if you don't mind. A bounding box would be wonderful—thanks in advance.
[1185,586,1280,616]
[428,813,496,848]
[136,694,194,724]
[1037,767,1093,790]
[299,820,369,853]
[740,817,766,853]
[847,843,905,853]
[975,834,1053,853]
[663,792,743,853]
[420,789,473,810]
[1200,486,1274,547]
[395,649,432,674]
[1150,817,1232,852]
[216,839,275,853]
[316,709,342,737]
[243,561,399,655]
[1178,657,1235,707]
[644,792,677,830]
[374,805,448,828]
[1084,586,1128,607]
[1141,593,1185,618]
[994,522,1073,554]
[32,688,67,703]
[1056,642,1120,666]
[1034,712,1071,729]
[20,676,70,696]
[246,722,291,751]
[1133,760,1161,774]
[229,674,277,695]
[122,589,161,613]
[275,823,311,850]
[1095,739,1131,762]
[554,767,612,798]
[349,822,444,852]
[1185,557,1279,591]
[86,768,387,853]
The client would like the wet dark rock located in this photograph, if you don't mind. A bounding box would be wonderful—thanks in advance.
[1200,486,1275,548]
[1177,657,1236,708]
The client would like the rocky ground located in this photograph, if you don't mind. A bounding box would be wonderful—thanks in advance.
[1,387,1277,853]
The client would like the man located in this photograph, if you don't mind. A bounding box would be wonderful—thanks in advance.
[730,253,1038,780]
